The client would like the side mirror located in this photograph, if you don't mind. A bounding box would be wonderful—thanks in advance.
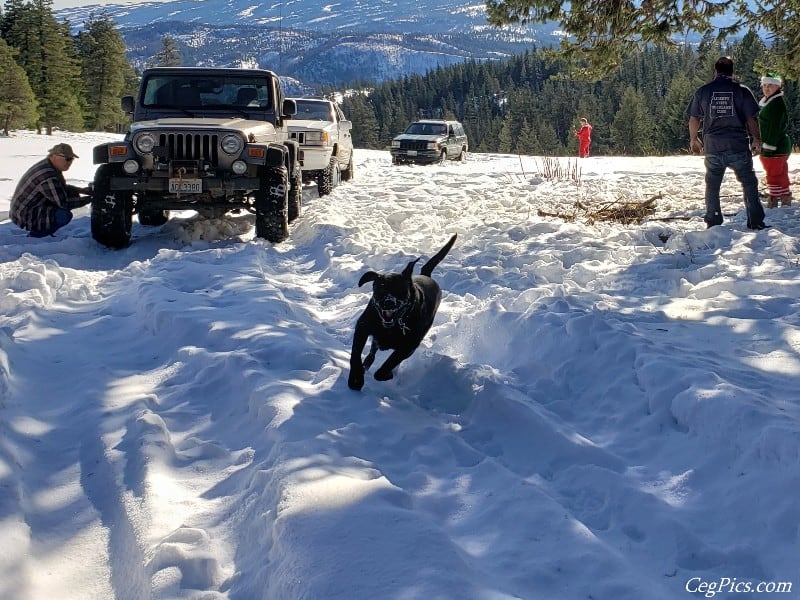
[121,96,135,114]
[283,98,297,117]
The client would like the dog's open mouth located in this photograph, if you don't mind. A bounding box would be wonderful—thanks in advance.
[373,295,409,327]
[380,308,399,321]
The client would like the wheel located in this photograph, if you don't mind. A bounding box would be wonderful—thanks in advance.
[254,165,289,242]
[438,149,447,164]
[91,164,133,249]
[458,148,467,161]
[138,207,170,226]
[341,151,355,181]
[317,156,340,196]
[285,140,302,222]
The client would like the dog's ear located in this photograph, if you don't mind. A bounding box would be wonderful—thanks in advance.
[402,258,421,279]
[358,271,380,287]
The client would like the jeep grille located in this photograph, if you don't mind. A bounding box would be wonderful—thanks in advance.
[159,133,220,164]
[399,140,429,151]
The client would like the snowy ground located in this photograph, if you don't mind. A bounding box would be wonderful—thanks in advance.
[1,130,799,599]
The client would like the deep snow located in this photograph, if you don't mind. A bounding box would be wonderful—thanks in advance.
[1,130,799,599]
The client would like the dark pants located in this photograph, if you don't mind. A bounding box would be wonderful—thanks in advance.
[29,207,73,238]
[704,150,764,228]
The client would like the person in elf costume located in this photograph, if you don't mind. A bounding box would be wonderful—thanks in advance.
[758,73,792,207]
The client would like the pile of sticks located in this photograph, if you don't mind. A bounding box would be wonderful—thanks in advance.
[538,193,660,225]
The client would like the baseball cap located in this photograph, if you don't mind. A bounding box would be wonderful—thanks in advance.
[48,143,79,159]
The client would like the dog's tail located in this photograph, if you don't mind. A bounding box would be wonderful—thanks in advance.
[420,234,457,277]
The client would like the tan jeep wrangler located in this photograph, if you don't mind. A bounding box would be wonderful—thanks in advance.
[91,67,302,248]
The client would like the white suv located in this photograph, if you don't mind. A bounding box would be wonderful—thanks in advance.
[288,98,354,196]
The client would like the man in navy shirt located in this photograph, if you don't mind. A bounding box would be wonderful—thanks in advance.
[687,56,766,230]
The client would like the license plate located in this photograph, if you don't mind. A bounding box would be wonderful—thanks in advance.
[168,178,202,194]
[406,150,417,156]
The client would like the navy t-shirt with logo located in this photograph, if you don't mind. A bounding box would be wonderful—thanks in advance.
[686,76,760,154]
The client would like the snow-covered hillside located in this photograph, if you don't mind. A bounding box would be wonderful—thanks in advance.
[1,130,799,599]
[54,0,545,82]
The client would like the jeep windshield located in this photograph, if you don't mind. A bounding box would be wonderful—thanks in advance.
[142,74,274,110]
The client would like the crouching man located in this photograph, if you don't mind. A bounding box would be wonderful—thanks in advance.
[10,143,92,238]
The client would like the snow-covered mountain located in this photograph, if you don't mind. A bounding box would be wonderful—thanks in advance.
[57,0,534,36]
[56,0,551,84]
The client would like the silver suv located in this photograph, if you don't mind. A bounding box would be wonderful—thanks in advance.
[90,67,302,248]
[390,120,468,165]
[288,97,354,196]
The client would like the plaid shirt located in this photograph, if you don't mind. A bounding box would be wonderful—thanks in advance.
[10,157,84,232]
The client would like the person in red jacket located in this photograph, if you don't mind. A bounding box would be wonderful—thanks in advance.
[572,118,593,158]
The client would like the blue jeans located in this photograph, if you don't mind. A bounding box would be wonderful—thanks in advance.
[704,150,764,228]
[29,207,73,238]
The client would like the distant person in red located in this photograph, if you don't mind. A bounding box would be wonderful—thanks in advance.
[573,118,592,157]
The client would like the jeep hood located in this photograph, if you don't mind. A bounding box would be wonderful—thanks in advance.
[130,118,278,136]
[288,119,334,130]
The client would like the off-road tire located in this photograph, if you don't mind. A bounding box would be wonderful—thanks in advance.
[438,150,447,164]
[317,156,340,196]
[458,148,467,161]
[255,165,289,242]
[341,151,355,182]
[285,141,302,223]
[91,164,133,249]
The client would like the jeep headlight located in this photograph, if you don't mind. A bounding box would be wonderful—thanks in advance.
[391,140,400,148]
[221,134,244,155]
[134,133,156,154]
[427,141,441,150]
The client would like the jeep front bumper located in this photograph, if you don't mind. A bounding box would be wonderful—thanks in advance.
[110,176,260,193]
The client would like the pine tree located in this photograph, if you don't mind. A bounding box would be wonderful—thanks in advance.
[152,35,182,67]
[0,37,38,134]
[732,29,767,92]
[7,0,84,133]
[341,93,380,148]
[534,118,561,155]
[497,111,514,153]
[611,87,657,155]
[485,0,800,80]
[77,12,129,131]
[658,72,696,153]
[516,117,539,155]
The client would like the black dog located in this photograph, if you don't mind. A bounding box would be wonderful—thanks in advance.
[348,234,457,390]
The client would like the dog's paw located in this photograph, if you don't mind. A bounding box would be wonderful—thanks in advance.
[374,367,394,381]
[348,371,365,391]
